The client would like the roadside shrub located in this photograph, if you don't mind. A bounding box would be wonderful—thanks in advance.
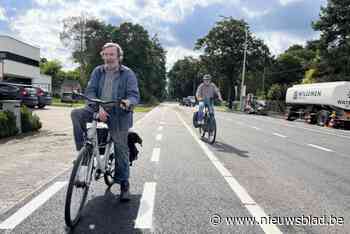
[21,106,42,133]
[0,111,19,138]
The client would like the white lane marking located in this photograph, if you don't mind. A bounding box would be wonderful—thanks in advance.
[151,148,160,162]
[134,182,157,229]
[307,144,334,152]
[224,177,255,205]
[157,126,163,131]
[212,161,232,177]
[246,204,282,234]
[156,134,162,141]
[251,126,261,131]
[273,133,287,138]
[160,121,166,125]
[175,111,282,234]
[235,114,350,140]
[0,182,67,230]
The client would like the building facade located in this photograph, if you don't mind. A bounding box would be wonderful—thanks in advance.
[0,35,52,92]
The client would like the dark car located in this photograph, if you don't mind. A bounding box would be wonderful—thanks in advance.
[34,87,52,108]
[61,92,77,103]
[0,82,20,100]
[0,82,38,107]
[179,97,186,105]
[18,86,39,108]
[187,96,196,106]
[182,97,190,106]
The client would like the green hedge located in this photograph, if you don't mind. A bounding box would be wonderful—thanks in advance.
[0,106,43,138]
[21,106,42,133]
[0,110,19,138]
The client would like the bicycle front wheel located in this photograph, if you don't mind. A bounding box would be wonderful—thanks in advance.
[208,117,217,144]
[104,153,115,187]
[64,146,93,227]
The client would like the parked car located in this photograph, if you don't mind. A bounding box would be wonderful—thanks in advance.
[34,87,52,108]
[18,86,39,108]
[187,96,196,106]
[0,82,20,100]
[182,97,190,106]
[61,92,77,103]
[179,97,186,106]
[0,82,38,108]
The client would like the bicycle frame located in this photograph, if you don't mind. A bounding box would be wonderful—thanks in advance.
[85,115,114,180]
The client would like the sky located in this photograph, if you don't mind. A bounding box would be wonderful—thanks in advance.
[0,0,327,71]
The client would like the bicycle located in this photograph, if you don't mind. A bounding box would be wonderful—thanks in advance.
[198,100,217,144]
[64,92,132,227]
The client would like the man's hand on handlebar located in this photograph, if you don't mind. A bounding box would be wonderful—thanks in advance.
[120,99,131,110]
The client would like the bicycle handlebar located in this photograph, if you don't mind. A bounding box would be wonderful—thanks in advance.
[73,91,134,112]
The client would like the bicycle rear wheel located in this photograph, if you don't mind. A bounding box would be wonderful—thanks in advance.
[104,153,115,187]
[64,146,93,227]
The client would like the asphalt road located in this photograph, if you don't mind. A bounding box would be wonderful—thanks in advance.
[0,103,349,234]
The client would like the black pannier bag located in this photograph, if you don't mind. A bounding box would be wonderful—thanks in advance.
[96,128,143,165]
[128,131,143,166]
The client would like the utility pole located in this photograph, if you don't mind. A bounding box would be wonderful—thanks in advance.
[240,28,248,111]
[0,52,5,81]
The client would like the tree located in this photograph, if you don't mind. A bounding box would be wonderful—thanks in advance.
[168,57,201,99]
[111,22,166,103]
[40,59,64,94]
[267,83,288,101]
[268,53,304,86]
[60,13,93,86]
[312,0,350,80]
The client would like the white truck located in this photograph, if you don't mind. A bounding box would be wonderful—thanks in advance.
[285,82,350,128]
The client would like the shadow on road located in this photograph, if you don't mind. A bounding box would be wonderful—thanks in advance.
[211,141,249,158]
[66,187,143,234]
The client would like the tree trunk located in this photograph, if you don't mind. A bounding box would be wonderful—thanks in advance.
[228,85,232,109]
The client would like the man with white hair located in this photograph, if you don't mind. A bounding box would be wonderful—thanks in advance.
[71,42,140,202]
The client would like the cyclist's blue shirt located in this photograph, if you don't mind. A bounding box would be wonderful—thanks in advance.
[84,64,140,131]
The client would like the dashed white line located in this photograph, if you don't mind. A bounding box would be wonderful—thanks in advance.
[251,126,261,131]
[0,181,67,230]
[157,126,163,131]
[134,182,157,229]
[151,148,160,162]
[273,133,287,138]
[241,114,350,140]
[156,134,162,141]
[175,111,282,234]
[307,144,333,152]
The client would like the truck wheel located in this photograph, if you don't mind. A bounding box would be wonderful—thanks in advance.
[285,112,295,121]
[317,110,330,126]
[305,113,317,124]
